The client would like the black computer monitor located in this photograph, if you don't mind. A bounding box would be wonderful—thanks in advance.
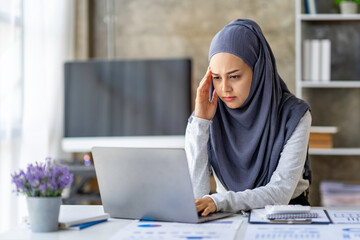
[64,59,191,139]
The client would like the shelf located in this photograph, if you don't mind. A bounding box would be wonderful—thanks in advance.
[300,14,360,21]
[309,148,360,156]
[62,135,185,152]
[301,81,360,88]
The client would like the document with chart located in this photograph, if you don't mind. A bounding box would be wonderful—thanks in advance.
[245,224,360,240]
[330,225,360,240]
[245,225,333,240]
[110,218,243,240]
[327,210,360,224]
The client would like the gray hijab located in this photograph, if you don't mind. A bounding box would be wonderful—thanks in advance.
[206,19,311,192]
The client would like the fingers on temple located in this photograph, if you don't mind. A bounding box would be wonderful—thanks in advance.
[199,67,212,88]
[211,90,218,103]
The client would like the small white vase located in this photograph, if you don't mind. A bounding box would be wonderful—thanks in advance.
[27,197,62,232]
[340,1,358,14]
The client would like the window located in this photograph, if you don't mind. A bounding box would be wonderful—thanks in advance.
[0,0,23,139]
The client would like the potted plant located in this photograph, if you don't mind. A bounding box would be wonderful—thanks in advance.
[11,158,73,232]
[335,0,360,14]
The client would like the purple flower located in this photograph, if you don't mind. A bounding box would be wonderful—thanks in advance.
[11,158,73,197]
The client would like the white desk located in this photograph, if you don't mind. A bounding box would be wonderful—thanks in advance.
[2,205,360,240]
[0,205,247,240]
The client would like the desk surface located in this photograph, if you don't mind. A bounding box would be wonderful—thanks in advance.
[0,205,247,240]
[1,205,360,240]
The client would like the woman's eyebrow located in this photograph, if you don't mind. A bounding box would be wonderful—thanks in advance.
[227,69,241,74]
[211,69,241,75]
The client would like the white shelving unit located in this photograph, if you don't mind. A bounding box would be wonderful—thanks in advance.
[309,148,360,156]
[300,14,360,21]
[301,81,360,88]
[295,0,360,156]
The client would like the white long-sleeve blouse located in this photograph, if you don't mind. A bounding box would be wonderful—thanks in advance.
[185,110,312,212]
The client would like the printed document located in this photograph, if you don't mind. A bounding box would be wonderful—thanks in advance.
[245,224,333,240]
[245,224,360,240]
[110,218,243,240]
[327,210,360,224]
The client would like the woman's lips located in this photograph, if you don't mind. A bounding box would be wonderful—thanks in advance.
[223,96,236,102]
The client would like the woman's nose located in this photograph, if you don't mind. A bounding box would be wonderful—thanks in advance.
[222,80,232,92]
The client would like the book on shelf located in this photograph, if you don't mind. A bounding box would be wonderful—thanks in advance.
[320,39,331,82]
[311,39,321,82]
[304,0,317,14]
[303,39,331,82]
[58,205,110,229]
[303,40,312,81]
[309,126,338,149]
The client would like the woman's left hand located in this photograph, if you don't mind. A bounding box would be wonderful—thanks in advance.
[195,197,217,216]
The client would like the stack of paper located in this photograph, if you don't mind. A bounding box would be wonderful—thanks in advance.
[320,181,360,207]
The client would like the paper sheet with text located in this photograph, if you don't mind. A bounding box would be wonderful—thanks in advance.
[327,210,360,224]
[110,218,243,240]
[245,224,360,240]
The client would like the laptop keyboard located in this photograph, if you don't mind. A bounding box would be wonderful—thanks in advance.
[198,212,234,222]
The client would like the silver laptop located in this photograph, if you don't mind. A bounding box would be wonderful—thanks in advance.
[92,147,233,223]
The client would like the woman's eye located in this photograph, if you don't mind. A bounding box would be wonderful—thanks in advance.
[212,76,220,80]
[230,75,240,79]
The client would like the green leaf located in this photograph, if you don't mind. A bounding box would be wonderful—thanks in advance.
[335,0,360,5]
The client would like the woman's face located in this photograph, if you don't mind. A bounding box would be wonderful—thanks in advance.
[209,52,253,109]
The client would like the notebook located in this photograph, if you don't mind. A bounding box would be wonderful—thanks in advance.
[58,205,109,228]
[248,208,331,224]
[264,205,318,220]
[92,147,233,223]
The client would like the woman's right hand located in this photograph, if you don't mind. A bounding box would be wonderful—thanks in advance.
[194,67,218,120]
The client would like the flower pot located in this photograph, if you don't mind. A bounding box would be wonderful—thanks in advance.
[27,197,62,232]
[340,1,358,14]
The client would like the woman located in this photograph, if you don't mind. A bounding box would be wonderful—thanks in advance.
[185,19,312,217]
